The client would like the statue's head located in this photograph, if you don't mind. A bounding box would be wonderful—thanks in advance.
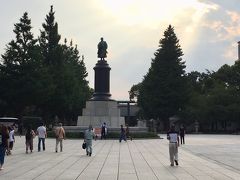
[101,37,104,41]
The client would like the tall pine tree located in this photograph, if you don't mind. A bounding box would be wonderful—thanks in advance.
[38,6,91,124]
[138,25,188,130]
[0,12,43,116]
[39,5,61,66]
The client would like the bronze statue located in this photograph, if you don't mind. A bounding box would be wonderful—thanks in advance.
[97,37,108,60]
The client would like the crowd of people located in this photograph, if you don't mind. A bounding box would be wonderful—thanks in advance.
[0,122,57,170]
[0,122,186,171]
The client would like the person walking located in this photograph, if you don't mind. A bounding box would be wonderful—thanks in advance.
[167,124,179,166]
[7,126,15,155]
[84,125,95,156]
[55,123,65,153]
[126,124,132,141]
[0,125,9,170]
[101,122,107,140]
[119,125,126,143]
[179,125,185,144]
[25,126,35,154]
[37,123,47,152]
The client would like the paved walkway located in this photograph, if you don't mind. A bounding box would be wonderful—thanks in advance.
[179,135,240,174]
[0,135,239,180]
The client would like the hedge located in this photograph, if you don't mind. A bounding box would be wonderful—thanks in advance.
[47,131,159,139]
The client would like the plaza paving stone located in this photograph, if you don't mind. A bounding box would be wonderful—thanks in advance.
[0,134,239,180]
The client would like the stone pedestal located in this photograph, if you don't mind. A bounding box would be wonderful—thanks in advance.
[77,59,125,128]
[91,60,112,101]
[77,100,125,127]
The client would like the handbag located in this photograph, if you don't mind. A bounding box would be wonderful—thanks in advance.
[82,142,86,149]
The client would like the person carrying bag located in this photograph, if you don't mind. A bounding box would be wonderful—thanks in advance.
[55,123,65,153]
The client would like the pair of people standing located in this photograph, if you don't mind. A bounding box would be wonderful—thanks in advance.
[35,123,65,152]
[119,124,133,142]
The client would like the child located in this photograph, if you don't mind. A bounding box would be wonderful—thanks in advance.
[7,126,15,155]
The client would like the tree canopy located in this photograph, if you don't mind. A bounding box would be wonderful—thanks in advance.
[137,25,188,130]
[0,7,92,125]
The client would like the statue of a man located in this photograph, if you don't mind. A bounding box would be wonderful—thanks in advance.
[97,37,108,60]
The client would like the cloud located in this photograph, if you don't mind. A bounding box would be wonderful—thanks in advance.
[202,11,240,42]
[181,0,240,73]
[1,0,240,99]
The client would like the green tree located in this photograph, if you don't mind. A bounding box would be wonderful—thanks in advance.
[0,12,44,117]
[212,62,240,130]
[38,6,92,124]
[51,42,92,124]
[39,5,61,66]
[138,25,188,130]
[129,83,141,101]
[185,67,240,132]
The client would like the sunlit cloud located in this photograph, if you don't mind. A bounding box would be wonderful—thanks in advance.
[89,0,219,57]
[227,11,240,23]
[97,0,218,28]
[201,9,240,41]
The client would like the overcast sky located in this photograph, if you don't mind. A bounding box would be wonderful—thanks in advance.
[1,0,240,100]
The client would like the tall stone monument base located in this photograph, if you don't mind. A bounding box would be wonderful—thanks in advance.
[77,100,125,128]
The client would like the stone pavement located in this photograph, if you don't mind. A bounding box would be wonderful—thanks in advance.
[178,135,240,174]
[0,135,239,180]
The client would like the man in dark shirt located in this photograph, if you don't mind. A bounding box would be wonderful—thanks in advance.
[101,122,106,140]
[179,125,185,144]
